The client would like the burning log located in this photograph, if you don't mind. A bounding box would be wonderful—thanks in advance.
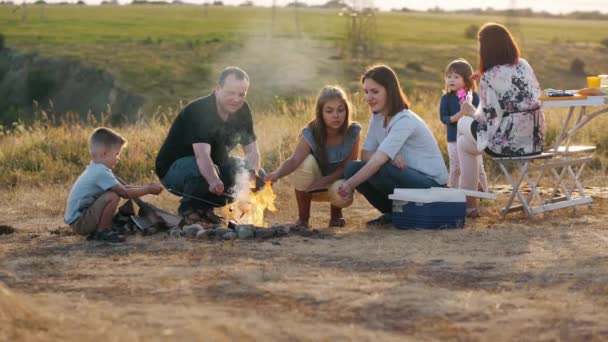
[224,177,277,227]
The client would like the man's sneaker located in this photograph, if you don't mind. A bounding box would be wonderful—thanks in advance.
[87,230,126,243]
[199,208,224,225]
[366,213,392,227]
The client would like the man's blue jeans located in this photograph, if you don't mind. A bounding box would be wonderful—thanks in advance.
[160,156,244,213]
[345,161,443,214]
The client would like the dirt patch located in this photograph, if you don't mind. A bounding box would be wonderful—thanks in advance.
[1,185,608,340]
[48,226,75,237]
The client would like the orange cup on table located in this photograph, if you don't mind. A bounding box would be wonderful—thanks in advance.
[586,76,601,88]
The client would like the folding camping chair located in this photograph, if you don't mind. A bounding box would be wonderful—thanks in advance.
[492,146,595,217]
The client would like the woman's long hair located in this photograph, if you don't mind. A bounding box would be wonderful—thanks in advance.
[478,23,520,74]
[361,64,410,118]
[307,85,352,172]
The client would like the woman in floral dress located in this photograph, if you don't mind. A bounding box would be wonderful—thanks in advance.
[457,23,546,217]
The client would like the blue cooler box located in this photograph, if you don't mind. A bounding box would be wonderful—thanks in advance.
[389,188,467,229]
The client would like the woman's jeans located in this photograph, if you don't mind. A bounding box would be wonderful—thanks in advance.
[345,161,442,214]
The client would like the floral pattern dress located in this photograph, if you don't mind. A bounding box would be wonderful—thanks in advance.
[474,58,546,156]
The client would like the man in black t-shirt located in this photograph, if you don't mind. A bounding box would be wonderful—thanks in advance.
[155,66,260,223]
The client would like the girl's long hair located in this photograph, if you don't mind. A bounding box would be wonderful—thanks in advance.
[307,85,352,172]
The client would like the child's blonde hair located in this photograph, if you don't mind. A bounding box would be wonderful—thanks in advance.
[89,127,127,157]
[444,58,477,93]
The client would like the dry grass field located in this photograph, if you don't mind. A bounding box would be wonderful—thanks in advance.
[1,86,608,341]
[2,84,608,341]
[2,5,608,340]
[1,180,608,341]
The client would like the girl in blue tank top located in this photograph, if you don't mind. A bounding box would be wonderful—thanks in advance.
[265,86,361,228]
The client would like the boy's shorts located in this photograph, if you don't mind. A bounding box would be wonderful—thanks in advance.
[70,191,116,236]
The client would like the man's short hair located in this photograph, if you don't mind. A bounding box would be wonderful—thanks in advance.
[218,66,249,87]
[89,127,127,154]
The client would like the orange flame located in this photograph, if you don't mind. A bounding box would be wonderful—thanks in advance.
[224,180,277,227]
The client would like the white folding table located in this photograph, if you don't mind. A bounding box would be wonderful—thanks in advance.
[493,95,607,217]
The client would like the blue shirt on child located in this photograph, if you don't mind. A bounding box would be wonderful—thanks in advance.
[64,161,119,224]
[439,92,480,142]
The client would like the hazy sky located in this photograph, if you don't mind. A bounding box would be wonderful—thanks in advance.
[41,0,608,14]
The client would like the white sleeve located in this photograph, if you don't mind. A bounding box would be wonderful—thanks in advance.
[362,115,379,152]
[377,116,415,160]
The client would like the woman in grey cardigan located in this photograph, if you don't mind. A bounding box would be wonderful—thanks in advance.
[338,65,448,226]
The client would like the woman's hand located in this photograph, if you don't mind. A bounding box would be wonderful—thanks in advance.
[390,155,407,169]
[460,101,476,117]
[337,180,354,198]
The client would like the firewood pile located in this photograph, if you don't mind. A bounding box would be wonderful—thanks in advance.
[168,222,322,241]
[111,199,324,241]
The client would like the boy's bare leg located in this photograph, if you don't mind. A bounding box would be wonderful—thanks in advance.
[97,192,120,231]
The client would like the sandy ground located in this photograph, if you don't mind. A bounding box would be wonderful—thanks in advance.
[1,182,608,341]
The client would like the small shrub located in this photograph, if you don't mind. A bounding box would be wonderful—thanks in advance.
[406,62,423,72]
[464,24,479,40]
[570,58,585,75]
[601,37,608,49]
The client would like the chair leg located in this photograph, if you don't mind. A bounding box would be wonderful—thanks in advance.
[523,166,545,208]
[499,160,532,217]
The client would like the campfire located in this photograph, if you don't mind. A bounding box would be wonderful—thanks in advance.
[112,171,324,241]
[223,172,277,227]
